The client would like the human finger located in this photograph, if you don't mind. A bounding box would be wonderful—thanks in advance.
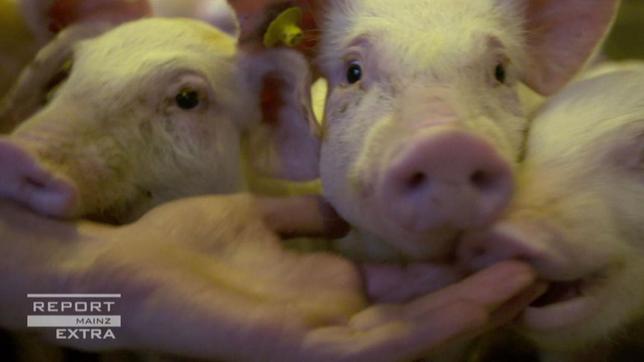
[404,261,538,319]
[258,195,349,239]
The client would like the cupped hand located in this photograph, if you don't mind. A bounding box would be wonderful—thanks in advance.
[0,195,539,361]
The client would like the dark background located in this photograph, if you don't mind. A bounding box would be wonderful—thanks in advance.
[605,0,644,59]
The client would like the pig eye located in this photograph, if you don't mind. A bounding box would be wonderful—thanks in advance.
[175,89,200,110]
[494,63,507,84]
[45,59,73,103]
[346,62,363,84]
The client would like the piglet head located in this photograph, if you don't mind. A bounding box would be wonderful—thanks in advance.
[312,0,620,261]
[458,70,644,350]
[1,15,249,223]
[1,4,321,223]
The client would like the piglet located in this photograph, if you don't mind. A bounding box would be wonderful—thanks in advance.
[307,0,621,262]
[458,66,644,361]
[0,4,319,224]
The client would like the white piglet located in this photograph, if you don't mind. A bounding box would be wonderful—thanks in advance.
[458,67,644,361]
[310,0,620,262]
[0,6,318,223]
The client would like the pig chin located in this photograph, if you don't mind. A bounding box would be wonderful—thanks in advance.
[340,173,469,261]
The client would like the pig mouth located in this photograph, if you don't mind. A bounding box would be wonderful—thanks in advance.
[520,274,605,331]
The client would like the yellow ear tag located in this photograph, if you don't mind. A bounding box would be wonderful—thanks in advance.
[263,7,304,48]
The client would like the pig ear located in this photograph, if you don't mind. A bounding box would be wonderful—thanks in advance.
[149,0,240,39]
[241,48,321,181]
[0,23,111,134]
[0,138,78,218]
[520,0,621,95]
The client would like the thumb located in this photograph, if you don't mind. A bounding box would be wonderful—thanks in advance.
[258,196,350,239]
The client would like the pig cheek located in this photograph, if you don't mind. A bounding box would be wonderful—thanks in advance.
[324,89,421,244]
[210,120,244,192]
[17,132,125,217]
[510,180,626,279]
[471,90,526,162]
[496,89,528,158]
[158,110,222,157]
[162,110,243,194]
[550,184,628,268]
[324,86,364,126]
[321,91,384,219]
[63,137,131,215]
[320,136,361,225]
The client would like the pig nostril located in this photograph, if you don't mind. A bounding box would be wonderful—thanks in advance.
[470,170,496,191]
[24,176,46,190]
[405,172,427,191]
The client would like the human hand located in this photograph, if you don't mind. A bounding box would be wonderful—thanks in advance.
[0,195,539,361]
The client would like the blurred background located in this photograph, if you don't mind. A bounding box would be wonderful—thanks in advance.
[605,0,644,59]
[1,0,643,98]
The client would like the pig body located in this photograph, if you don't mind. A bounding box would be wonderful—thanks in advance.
[458,67,644,361]
[0,14,318,224]
[313,0,620,262]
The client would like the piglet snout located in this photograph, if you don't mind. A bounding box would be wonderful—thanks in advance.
[0,138,78,218]
[378,128,513,233]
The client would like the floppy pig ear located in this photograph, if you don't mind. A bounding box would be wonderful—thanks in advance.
[242,48,321,181]
[520,0,621,95]
[0,23,111,134]
[149,0,240,39]
[19,0,151,44]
